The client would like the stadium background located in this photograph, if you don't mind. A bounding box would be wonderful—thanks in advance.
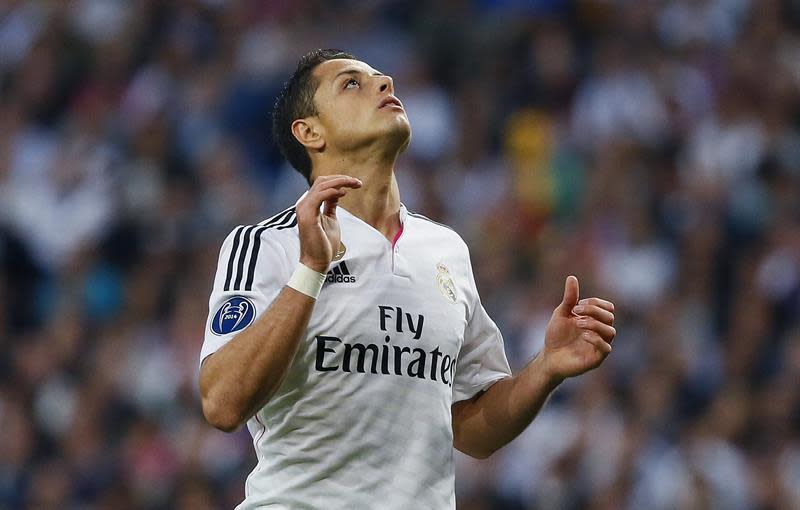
[1,0,799,509]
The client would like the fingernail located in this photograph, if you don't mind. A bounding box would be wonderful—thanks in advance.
[577,319,587,327]
[573,306,584,314]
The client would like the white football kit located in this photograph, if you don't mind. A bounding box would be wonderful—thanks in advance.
[200,202,512,509]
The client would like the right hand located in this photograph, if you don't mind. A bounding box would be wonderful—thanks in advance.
[296,175,362,273]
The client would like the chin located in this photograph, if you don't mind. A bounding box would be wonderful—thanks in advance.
[386,118,412,154]
[340,117,411,154]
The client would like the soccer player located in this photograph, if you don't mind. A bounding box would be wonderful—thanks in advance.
[199,49,616,509]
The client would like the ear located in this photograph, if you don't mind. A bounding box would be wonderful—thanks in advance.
[291,118,325,151]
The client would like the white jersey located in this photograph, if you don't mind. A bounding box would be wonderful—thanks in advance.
[200,202,512,509]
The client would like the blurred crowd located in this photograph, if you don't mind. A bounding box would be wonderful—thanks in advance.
[1,0,799,509]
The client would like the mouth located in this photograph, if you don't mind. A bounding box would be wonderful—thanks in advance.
[378,96,404,110]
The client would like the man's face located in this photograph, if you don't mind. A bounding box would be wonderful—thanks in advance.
[309,58,411,154]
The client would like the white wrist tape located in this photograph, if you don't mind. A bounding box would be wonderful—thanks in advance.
[287,263,326,299]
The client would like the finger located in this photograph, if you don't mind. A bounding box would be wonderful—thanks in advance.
[297,176,362,209]
[311,175,362,192]
[582,331,612,354]
[313,178,360,215]
[322,188,347,218]
[311,174,358,184]
[298,187,349,221]
[315,187,349,212]
[578,297,615,313]
[576,317,616,342]
[557,275,580,316]
[572,304,614,326]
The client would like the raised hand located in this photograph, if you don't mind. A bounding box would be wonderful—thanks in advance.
[296,175,362,273]
[541,276,616,381]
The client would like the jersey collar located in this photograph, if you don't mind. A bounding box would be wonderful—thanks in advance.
[337,203,407,244]
[337,203,407,226]
[296,192,407,226]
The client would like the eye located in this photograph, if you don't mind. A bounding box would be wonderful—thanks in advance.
[344,78,359,89]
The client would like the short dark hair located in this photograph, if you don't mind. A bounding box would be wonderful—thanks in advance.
[272,49,356,184]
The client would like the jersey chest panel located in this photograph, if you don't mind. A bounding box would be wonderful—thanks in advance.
[278,234,469,407]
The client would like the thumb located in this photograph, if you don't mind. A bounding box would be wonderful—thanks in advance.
[557,275,580,315]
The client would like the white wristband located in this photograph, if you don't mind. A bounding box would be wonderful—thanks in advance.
[287,263,326,299]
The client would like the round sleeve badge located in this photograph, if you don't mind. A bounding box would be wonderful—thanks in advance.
[211,296,256,335]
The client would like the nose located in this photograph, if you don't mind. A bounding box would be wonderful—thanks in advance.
[377,75,394,94]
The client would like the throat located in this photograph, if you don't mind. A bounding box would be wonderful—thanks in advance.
[337,175,402,243]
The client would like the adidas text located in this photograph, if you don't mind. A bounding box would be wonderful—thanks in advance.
[326,273,357,283]
[326,261,356,284]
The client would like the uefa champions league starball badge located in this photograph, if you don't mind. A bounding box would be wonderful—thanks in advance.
[436,263,457,304]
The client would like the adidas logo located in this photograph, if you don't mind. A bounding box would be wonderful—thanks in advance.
[326,261,356,284]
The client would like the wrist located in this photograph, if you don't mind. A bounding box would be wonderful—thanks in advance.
[299,256,330,275]
[287,262,326,299]
[531,353,565,390]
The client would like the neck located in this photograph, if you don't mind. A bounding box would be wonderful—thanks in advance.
[312,150,402,241]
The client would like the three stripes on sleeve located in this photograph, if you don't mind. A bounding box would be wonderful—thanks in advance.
[224,207,297,292]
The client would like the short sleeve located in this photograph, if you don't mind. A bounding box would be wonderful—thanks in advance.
[199,226,291,367]
[452,251,512,403]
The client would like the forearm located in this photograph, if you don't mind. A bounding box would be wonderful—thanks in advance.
[200,286,315,431]
[452,354,561,458]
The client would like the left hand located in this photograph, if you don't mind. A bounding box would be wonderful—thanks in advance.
[541,275,616,382]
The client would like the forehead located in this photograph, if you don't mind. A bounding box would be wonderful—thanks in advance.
[313,58,379,82]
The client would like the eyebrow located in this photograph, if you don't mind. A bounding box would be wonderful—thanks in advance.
[333,68,385,81]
